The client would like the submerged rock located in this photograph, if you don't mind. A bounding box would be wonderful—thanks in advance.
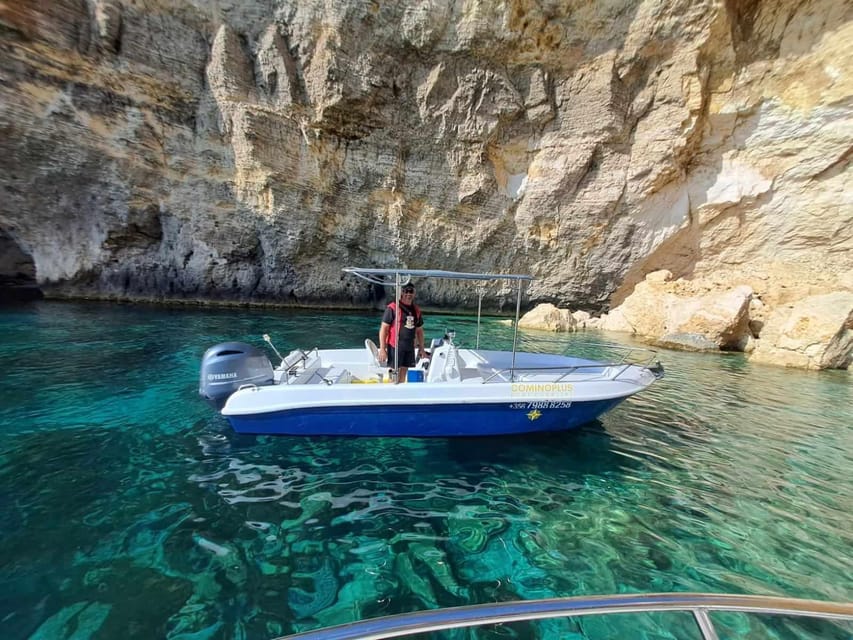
[654,333,721,352]
[30,601,112,640]
[288,557,339,619]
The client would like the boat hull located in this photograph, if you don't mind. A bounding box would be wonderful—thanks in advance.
[225,397,626,437]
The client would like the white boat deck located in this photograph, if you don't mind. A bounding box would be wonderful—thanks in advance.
[276,347,648,385]
[223,346,659,417]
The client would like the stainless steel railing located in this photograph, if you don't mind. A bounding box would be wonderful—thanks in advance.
[480,361,659,384]
[514,336,660,366]
[478,339,664,384]
[274,593,853,640]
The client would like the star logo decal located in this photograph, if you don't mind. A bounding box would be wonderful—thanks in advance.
[527,409,542,421]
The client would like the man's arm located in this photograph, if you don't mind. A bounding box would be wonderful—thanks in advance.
[378,322,390,363]
[416,326,426,356]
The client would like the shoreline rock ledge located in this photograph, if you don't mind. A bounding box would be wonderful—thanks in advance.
[519,271,853,371]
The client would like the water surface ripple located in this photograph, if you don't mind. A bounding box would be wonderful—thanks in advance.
[0,302,850,640]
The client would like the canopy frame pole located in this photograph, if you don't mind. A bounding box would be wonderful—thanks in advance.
[393,273,401,382]
[476,286,484,349]
[510,279,523,381]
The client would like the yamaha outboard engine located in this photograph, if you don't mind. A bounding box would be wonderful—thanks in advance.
[199,342,274,409]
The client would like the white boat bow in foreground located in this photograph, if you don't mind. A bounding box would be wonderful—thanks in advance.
[273,592,853,640]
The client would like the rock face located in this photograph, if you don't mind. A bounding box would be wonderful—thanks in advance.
[0,1,851,366]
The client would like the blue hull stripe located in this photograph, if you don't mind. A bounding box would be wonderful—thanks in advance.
[226,398,626,437]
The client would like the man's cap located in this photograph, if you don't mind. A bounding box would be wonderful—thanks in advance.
[402,284,415,292]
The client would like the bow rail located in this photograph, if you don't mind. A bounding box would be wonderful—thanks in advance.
[274,593,853,640]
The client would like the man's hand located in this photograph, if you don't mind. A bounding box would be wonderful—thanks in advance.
[378,347,388,364]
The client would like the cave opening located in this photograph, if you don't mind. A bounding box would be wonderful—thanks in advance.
[0,229,42,301]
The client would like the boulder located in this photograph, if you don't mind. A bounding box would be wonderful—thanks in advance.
[602,273,753,350]
[585,316,603,330]
[571,310,592,328]
[672,285,754,349]
[599,307,635,333]
[518,303,577,332]
[644,269,673,284]
[749,292,853,369]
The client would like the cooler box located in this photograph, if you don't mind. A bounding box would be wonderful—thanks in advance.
[407,370,425,383]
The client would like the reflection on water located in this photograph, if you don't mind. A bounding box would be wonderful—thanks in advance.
[0,301,850,640]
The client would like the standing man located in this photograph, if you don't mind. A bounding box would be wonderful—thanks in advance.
[378,283,426,382]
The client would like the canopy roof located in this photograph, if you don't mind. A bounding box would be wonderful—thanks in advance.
[342,267,534,285]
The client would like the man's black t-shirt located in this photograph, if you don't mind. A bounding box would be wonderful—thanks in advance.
[382,301,423,349]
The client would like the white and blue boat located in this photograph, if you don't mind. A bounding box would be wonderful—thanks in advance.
[199,268,664,436]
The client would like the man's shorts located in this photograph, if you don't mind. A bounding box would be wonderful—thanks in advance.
[387,345,416,368]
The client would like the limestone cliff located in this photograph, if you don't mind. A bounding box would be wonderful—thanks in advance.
[1,0,851,321]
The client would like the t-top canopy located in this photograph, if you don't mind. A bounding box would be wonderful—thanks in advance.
[342,267,534,285]
[344,266,532,362]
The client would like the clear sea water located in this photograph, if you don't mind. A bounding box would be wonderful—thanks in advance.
[0,301,850,640]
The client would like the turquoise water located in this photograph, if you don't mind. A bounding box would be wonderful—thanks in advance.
[0,301,850,640]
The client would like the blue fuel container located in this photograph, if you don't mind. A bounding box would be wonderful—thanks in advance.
[407,370,424,383]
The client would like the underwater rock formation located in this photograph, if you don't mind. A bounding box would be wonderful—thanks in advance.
[0,0,850,366]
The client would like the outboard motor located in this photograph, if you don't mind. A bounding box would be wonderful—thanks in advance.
[199,342,274,409]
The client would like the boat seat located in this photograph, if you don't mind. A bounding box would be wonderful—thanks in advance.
[280,349,309,371]
[364,338,388,381]
[365,338,383,366]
